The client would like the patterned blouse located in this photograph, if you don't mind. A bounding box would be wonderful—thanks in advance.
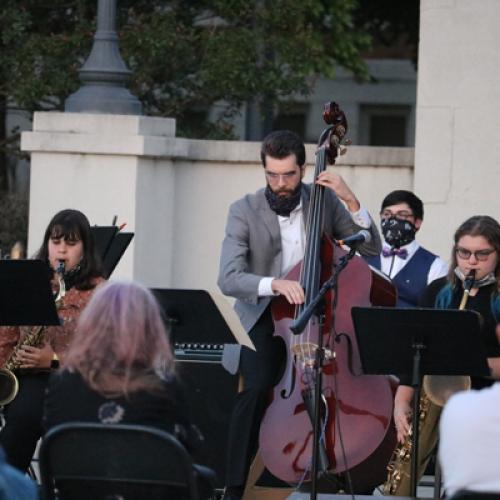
[0,276,104,368]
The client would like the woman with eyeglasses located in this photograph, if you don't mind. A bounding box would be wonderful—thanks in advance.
[388,215,500,496]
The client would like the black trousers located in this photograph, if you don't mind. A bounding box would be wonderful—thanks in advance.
[224,308,285,489]
[0,372,50,472]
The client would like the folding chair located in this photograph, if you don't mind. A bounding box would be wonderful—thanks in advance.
[39,422,212,500]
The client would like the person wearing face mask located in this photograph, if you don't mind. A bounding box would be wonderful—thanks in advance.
[0,209,104,472]
[218,130,381,500]
[389,215,500,496]
[365,190,448,308]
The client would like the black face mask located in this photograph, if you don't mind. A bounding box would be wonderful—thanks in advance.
[381,217,417,248]
[265,183,302,217]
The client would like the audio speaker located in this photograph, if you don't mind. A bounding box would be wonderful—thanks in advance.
[176,359,238,489]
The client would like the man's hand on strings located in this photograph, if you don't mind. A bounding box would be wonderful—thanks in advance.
[315,171,360,212]
[271,279,305,305]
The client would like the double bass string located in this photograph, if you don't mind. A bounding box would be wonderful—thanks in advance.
[297,145,327,366]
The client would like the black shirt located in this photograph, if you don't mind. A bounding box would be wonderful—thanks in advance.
[43,370,202,452]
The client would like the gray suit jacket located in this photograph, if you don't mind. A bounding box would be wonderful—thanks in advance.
[217,184,381,332]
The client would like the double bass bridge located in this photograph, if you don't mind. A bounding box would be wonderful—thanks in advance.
[291,343,334,367]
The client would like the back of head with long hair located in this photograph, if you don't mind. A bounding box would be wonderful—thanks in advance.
[448,215,500,292]
[64,281,175,397]
[35,209,102,290]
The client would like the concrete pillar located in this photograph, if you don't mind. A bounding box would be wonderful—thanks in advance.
[414,0,500,258]
[21,112,186,285]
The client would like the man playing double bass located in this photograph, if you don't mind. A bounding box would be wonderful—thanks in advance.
[217,129,382,500]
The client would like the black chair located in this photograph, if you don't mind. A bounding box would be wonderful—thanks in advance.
[39,422,211,500]
[447,490,500,499]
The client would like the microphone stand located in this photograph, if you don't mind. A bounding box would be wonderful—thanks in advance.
[290,246,357,500]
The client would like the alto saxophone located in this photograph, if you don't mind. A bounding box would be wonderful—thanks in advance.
[423,270,475,405]
[0,261,66,406]
[384,271,476,495]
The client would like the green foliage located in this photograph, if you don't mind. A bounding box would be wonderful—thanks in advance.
[0,190,28,257]
[0,0,371,139]
[355,0,419,65]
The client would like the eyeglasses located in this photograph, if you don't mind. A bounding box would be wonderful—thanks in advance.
[380,210,415,220]
[455,247,496,261]
[264,170,299,181]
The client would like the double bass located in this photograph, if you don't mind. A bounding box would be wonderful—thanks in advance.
[259,103,397,493]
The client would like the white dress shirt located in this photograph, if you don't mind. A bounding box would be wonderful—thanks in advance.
[258,204,372,296]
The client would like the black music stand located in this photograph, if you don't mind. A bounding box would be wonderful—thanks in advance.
[351,306,489,498]
[101,232,133,278]
[151,289,241,374]
[91,226,134,278]
[91,226,118,261]
[0,260,60,326]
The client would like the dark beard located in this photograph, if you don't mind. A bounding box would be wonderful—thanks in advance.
[265,183,302,217]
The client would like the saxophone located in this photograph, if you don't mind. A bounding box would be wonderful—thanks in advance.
[0,261,66,406]
[383,391,435,495]
[423,270,475,406]
[384,272,475,495]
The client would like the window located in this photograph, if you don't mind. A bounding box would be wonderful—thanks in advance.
[272,104,307,139]
[359,104,412,147]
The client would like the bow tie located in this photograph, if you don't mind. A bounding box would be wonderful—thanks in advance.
[382,247,408,259]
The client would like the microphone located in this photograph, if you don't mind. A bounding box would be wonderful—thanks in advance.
[336,229,371,248]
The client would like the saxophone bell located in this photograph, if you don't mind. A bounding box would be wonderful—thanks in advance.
[0,368,19,406]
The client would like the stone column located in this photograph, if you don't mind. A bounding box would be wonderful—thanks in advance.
[21,112,186,285]
[414,0,500,258]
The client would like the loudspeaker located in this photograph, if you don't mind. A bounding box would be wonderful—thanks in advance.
[176,359,238,488]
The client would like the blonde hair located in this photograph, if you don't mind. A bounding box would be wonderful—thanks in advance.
[64,281,174,397]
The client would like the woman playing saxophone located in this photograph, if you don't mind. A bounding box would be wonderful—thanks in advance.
[0,209,104,472]
[388,215,500,495]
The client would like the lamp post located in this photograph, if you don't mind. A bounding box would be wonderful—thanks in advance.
[65,0,142,115]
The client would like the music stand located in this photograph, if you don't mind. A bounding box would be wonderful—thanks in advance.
[101,232,133,278]
[351,306,489,498]
[91,226,118,261]
[91,226,134,278]
[0,260,60,326]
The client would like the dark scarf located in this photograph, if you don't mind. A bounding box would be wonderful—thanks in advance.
[265,183,302,217]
